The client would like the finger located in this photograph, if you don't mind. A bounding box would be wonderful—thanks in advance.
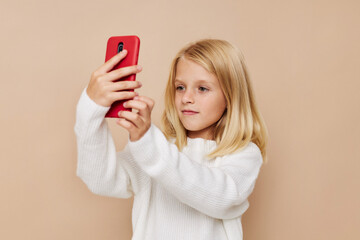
[109,91,137,102]
[101,65,142,82]
[109,80,142,92]
[116,117,136,130]
[133,96,155,111]
[124,100,148,114]
[95,49,128,74]
[124,99,153,121]
[118,111,144,128]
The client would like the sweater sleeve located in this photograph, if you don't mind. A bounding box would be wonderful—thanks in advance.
[127,124,263,219]
[74,87,144,198]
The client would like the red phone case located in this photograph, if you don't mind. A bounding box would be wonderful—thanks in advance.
[104,36,140,118]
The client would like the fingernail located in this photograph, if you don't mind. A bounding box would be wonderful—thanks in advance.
[118,111,122,116]
[137,65,142,71]
[134,96,139,100]
[118,49,127,55]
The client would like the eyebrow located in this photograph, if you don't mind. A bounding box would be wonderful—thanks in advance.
[174,79,215,85]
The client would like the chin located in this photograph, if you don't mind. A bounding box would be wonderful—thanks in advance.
[184,125,204,132]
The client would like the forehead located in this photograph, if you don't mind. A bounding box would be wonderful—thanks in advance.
[175,57,218,84]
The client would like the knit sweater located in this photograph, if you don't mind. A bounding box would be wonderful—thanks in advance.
[74,87,263,240]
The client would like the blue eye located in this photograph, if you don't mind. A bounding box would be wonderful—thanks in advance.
[176,85,185,91]
[199,86,209,92]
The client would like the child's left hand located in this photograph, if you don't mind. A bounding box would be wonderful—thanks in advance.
[116,96,155,142]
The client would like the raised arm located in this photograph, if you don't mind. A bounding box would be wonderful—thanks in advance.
[74,50,144,198]
[75,88,147,198]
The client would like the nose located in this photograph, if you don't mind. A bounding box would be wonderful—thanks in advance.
[182,89,195,104]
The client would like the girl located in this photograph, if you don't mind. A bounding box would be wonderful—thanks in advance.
[74,39,268,240]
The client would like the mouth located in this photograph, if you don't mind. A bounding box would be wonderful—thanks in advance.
[181,110,199,115]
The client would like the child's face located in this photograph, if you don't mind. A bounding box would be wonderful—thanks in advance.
[174,57,227,140]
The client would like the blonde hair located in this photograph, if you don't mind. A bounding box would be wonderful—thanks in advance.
[161,39,269,162]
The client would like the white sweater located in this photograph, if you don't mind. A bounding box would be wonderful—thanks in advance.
[74,88,263,240]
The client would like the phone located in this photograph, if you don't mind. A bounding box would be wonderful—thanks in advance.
[104,35,140,118]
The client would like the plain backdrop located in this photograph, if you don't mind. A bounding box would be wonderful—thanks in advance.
[0,0,359,239]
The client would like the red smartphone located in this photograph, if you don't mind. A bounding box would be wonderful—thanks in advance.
[104,35,140,118]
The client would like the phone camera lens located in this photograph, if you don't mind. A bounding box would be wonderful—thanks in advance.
[118,42,124,53]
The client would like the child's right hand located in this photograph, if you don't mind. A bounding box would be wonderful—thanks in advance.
[86,49,143,107]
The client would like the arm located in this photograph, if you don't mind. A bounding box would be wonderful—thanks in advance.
[127,124,263,219]
[74,50,144,198]
[74,88,144,198]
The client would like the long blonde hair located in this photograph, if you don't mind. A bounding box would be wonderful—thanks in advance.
[161,39,269,162]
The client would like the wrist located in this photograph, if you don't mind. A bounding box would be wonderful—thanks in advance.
[129,124,151,142]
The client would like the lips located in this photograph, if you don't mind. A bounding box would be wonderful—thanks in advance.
[182,110,199,115]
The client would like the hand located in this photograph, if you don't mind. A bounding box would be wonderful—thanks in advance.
[86,49,143,107]
[116,96,155,142]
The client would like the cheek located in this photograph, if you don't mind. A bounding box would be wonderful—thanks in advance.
[210,94,227,116]
[212,105,226,118]
[174,94,181,111]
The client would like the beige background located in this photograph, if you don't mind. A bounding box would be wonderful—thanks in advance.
[1,0,359,239]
